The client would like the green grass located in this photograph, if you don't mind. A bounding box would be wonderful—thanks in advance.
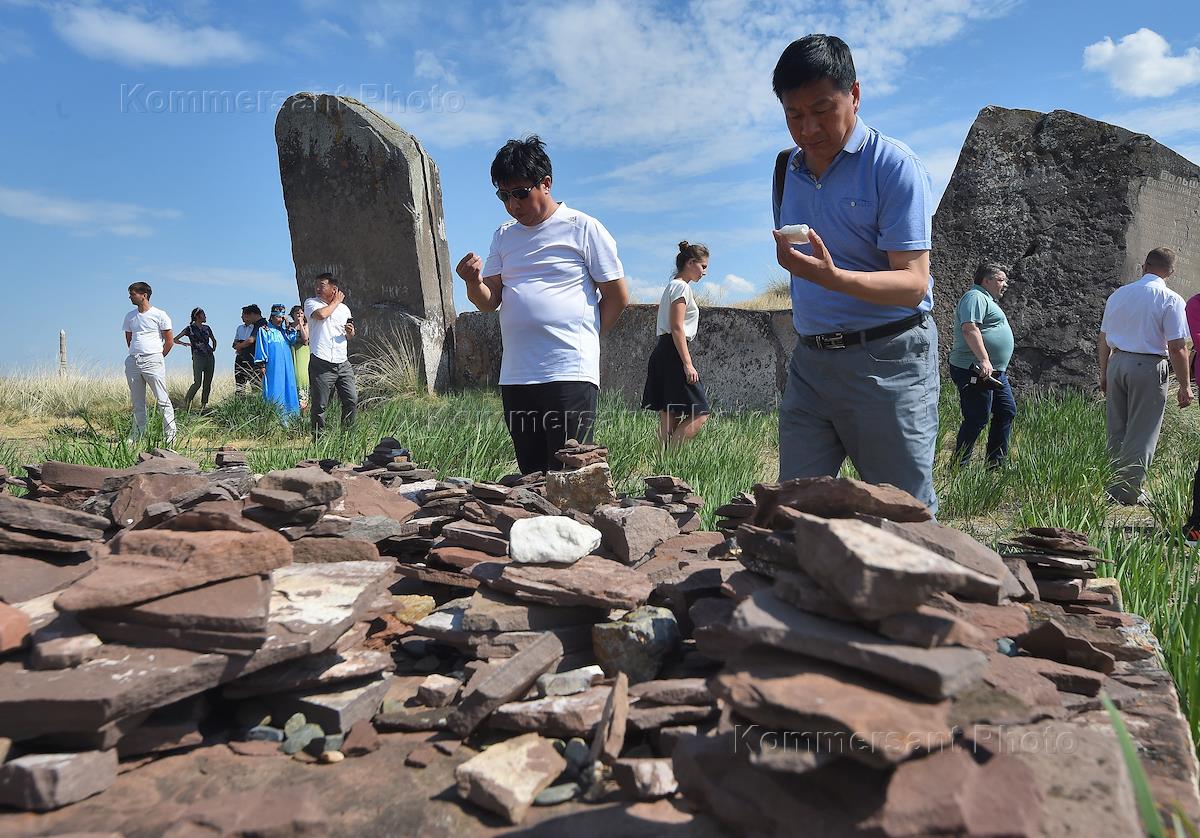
[5,375,1200,764]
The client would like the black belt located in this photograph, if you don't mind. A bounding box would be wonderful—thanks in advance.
[799,312,925,351]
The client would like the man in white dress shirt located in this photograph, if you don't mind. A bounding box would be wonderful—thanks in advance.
[1097,247,1192,504]
[123,281,176,446]
[455,135,630,474]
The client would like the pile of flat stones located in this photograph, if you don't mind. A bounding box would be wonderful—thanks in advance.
[0,447,1196,833]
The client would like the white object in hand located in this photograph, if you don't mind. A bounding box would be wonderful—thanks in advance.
[779,224,811,243]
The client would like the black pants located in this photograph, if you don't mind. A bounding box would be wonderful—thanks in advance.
[234,354,259,394]
[186,354,215,407]
[501,381,599,475]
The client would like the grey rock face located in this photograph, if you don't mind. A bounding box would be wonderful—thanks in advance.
[933,105,1200,390]
[275,93,455,391]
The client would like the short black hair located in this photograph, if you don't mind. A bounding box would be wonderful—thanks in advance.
[242,304,261,316]
[491,135,552,187]
[973,263,1008,284]
[128,281,153,298]
[772,34,856,98]
[315,272,339,289]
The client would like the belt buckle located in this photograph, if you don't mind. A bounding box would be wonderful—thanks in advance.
[816,332,847,350]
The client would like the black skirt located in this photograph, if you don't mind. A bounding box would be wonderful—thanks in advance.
[641,333,711,416]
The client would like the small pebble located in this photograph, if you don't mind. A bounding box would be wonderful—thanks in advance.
[282,713,307,737]
[534,782,581,806]
[246,725,284,743]
[319,750,345,764]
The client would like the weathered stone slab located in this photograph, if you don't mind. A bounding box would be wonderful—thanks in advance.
[56,530,291,612]
[0,600,31,652]
[84,574,272,633]
[877,604,987,649]
[291,537,381,564]
[491,684,611,738]
[856,515,1016,603]
[0,749,117,811]
[0,552,96,604]
[713,647,954,767]
[329,474,419,521]
[440,520,508,556]
[27,612,102,670]
[969,720,1140,836]
[729,590,986,699]
[223,648,394,699]
[880,746,1042,836]
[0,493,108,539]
[276,92,455,391]
[593,505,679,565]
[460,588,601,632]
[107,473,212,527]
[472,554,654,610]
[754,476,931,526]
[262,672,392,733]
[1017,619,1116,673]
[166,787,327,836]
[790,512,998,619]
[448,632,564,737]
[629,678,711,706]
[590,671,628,765]
[243,560,393,673]
[455,733,566,825]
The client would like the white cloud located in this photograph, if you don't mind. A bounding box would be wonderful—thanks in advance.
[414,49,457,85]
[0,185,181,236]
[704,272,755,303]
[390,0,1015,200]
[1101,101,1200,140]
[1083,28,1200,98]
[51,4,258,67]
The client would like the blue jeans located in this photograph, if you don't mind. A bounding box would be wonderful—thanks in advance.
[948,364,1016,468]
[779,317,940,514]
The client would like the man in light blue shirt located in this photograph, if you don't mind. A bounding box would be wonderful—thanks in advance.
[771,34,939,512]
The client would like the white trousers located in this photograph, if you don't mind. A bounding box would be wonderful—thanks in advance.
[125,353,177,442]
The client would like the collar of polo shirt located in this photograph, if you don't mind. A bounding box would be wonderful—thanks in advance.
[793,116,869,173]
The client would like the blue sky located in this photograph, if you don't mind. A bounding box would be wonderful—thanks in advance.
[1,0,1199,374]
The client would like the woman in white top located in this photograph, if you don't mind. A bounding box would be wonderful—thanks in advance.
[641,241,711,444]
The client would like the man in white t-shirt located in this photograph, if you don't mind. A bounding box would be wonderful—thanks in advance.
[303,272,357,436]
[1098,246,1193,504]
[456,136,630,474]
[122,281,177,446]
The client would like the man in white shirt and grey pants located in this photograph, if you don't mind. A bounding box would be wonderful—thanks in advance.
[1098,247,1192,504]
[123,281,177,446]
[304,272,357,436]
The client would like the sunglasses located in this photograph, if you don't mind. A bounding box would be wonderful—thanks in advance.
[495,179,544,202]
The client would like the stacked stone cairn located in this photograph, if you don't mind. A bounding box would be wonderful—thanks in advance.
[670,477,1184,835]
[0,447,1195,832]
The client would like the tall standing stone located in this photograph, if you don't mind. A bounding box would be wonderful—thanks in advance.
[275,93,456,391]
[933,105,1200,390]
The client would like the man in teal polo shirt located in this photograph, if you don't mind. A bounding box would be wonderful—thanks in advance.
[771,34,939,512]
[948,263,1016,468]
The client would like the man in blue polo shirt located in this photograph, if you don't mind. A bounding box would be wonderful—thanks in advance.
[771,33,938,512]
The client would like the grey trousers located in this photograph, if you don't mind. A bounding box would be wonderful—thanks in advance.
[1105,350,1168,502]
[779,317,940,514]
[309,355,357,434]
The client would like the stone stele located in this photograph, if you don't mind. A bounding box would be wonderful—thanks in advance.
[275,92,455,391]
[933,105,1200,390]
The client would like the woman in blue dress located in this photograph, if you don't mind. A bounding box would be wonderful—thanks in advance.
[254,304,300,417]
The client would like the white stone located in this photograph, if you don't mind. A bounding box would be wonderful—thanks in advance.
[536,665,605,697]
[509,517,601,566]
[778,223,811,242]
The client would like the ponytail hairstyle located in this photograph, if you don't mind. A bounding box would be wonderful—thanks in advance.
[673,240,710,278]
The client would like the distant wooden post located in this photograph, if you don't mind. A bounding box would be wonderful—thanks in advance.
[58,330,67,376]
